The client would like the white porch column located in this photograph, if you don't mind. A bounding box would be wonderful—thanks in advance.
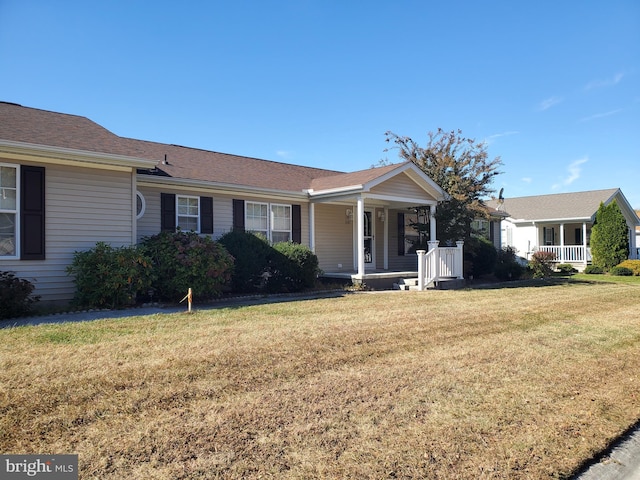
[309,203,315,252]
[357,196,365,277]
[417,250,425,290]
[430,204,437,242]
[559,223,565,262]
[582,222,588,265]
[383,206,389,270]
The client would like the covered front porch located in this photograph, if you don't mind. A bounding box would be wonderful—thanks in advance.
[306,162,466,290]
[532,221,592,266]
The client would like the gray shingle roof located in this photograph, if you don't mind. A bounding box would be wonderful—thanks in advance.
[486,189,621,221]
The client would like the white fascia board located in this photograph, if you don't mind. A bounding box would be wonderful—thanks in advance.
[509,216,592,224]
[138,175,309,201]
[0,139,157,170]
[306,185,364,198]
[363,192,438,205]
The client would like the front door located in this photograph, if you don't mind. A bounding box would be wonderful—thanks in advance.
[363,210,374,268]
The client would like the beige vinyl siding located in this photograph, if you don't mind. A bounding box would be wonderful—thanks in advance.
[136,186,309,245]
[370,173,431,199]
[0,161,135,303]
[314,204,354,272]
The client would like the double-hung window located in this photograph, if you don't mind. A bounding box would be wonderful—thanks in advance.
[245,202,292,242]
[177,195,199,232]
[271,204,292,242]
[0,164,18,258]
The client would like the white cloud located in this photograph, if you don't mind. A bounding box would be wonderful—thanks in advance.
[484,131,520,144]
[579,109,623,122]
[521,177,532,184]
[551,157,588,190]
[584,72,624,91]
[537,96,563,111]
[276,150,293,159]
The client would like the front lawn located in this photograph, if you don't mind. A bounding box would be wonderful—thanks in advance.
[1,281,639,479]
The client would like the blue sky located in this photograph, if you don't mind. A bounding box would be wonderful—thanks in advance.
[1,1,639,207]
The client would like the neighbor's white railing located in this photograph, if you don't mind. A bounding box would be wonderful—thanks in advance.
[416,241,464,290]
[537,246,591,263]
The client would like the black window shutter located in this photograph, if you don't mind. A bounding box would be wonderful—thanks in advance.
[397,212,405,256]
[292,204,301,243]
[161,193,176,231]
[20,165,45,260]
[232,199,245,232]
[200,196,213,234]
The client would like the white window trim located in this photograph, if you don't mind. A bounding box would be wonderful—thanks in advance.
[245,201,292,243]
[270,203,292,242]
[136,191,146,220]
[0,163,19,260]
[176,195,201,233]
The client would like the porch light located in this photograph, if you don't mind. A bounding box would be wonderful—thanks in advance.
[377,211,385,222]
[345,209,353,224]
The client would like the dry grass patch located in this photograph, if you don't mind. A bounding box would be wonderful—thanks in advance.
[1,281,640,479]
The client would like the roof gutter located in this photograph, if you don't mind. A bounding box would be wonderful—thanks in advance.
[137,174,310,200]
[0,139,157,170]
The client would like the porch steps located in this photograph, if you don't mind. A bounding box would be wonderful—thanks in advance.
[393,277,465,291]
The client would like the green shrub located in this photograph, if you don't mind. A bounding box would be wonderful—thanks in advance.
[616,259,640,276]
[494,247,525,281]
[556,263,576,274]
[273,241,321,290]
[528,250,556,278]
[584,264,604,274]
[218,231,321,293]
[140,231,234,301]
[0,271,40,319]
[218,230,275,293]
[66,242,154,309]
[610,266,633,276]
[590,200,629,270]
[464,236,497,279]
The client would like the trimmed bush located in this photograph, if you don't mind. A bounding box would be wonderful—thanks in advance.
[584,265,604,274]
[140,231,234,301]
[610,266,633,276]
[66,242,154,309]
[556,263,576,274]
[616,260,640,276]
[528,250,556,278]
[218,231,321,293]
[494,246,525,281]
[0,271,40,319]
[218,230,275,293]
[273,241,321,290]
[464,236,497,279]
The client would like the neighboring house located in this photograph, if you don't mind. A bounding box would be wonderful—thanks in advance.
[636,210,640,258]
[0,101,458,302]
[486,189,640,268]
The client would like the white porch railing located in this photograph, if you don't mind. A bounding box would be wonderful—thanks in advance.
[416,241,464,290]
[537,246,591,263]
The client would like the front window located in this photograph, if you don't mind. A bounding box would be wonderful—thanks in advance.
[471,219,490,240]
[0,164,18,257]
[177,195,199,232]
[271,204,291,243]
[246,202,291,242]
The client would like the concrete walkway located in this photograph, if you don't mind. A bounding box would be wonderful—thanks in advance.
[573,424,640,480]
